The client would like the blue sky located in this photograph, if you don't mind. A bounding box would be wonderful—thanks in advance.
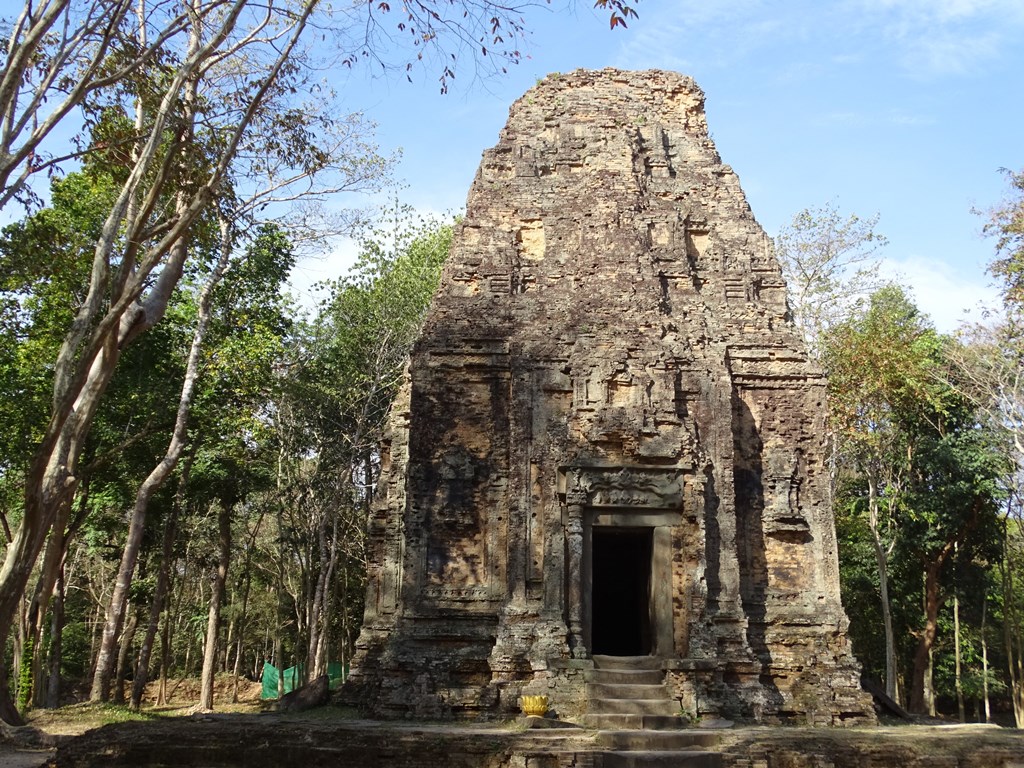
[297,1,1023,331]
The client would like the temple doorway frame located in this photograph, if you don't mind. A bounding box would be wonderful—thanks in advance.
[558,465,684,660]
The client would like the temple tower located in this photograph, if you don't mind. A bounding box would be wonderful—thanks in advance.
[341,69,874,725]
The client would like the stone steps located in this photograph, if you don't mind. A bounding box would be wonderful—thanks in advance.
[598,749,722,768]
[581,713,688,730]
[588,697,679,716]
[592,654,665,670]
[586,656,679,721]
[585,668,665,685]
[597,730,723,750]
[585,656,724,767]
[588,682,671,699]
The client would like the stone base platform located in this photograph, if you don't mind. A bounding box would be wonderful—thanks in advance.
[45,712,1024,768]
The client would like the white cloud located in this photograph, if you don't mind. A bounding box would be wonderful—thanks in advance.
[878,255,999,333]
[611,17,696,72]
[888,110,935,126]
[851,0,1024,76]
[288,238,360,312]
[899,30,1003,76]
[855,0,1024,24]
[287,203,457,312]
[613,0,1024,81]
[831,52,865,65]
[610,0,793,72]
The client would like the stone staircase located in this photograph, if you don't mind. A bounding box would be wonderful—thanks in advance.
[583,655,723,768]
[583,655,679,730]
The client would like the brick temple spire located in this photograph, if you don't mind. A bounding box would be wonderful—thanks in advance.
[340,69,874,725]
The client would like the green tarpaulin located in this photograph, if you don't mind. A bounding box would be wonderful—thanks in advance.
[261,662,346,699]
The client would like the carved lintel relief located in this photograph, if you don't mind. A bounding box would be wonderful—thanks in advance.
[558,466,685,510]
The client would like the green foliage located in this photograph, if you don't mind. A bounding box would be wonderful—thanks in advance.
[900,426,1006,564]
[301,208,454,452]
[834,490,884,673]
[827,285,1009,711]
[58,616,93,681]
[931,587,1006,705]
[200,224,296,418]
[0,171,119,470]
[245,209,453,682]
[983,168,1024,314]
[824,285,952,450]
[16,636,33,714]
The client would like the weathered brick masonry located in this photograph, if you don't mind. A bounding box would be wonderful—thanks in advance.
[340,68,874,725]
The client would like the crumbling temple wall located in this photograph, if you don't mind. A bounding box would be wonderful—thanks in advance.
[340,68,874,725]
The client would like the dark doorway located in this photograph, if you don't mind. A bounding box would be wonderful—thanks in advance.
[590,527,653,656]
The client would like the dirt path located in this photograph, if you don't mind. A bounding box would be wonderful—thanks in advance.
[0,745,54,768]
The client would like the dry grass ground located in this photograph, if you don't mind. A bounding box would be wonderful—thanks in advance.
[23,674,264,738]
[0,674,266,767]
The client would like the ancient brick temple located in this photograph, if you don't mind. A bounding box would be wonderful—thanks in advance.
[341,69,874,725]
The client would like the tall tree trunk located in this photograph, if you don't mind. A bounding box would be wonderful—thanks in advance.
[158,604,171,708]
[87,601,102,682]
[91,180,232,703]
[130,479,182,710]
[341,565,351,682]
[44,565,66,709]
[314,502,342,678]
[230,511,263,703]
[927,645,936,717]
[1003,515,1024,728]
[160,531,193,705]
[199,500,232,711]
[26,492,74,708]
[0,484,73,724]
[910,561,943,714]
[273,598,285,699]
[274,440,288,698]
[866,472,899,702]
[112,611,138,704]
[910,501,983,715]
[231,636,244,704]
[307,505,329,680]
[981,592,991,723]
[223,615,236,676]
[953,557,965,722]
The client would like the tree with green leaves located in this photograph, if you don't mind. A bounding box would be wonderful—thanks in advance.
[982,168,1024,314]
[0,0,389,720]
[261,210,452,686]
[946,165,1024,725]
[0,0,638,722]
[1001,498,1024,727]
[900,418,1006,714]
[0,167,188,710]
[824,285,946,705]
[0,0,326,724]
[774,202,888,357]
[826,286,1008,713]
[91,221,297,704]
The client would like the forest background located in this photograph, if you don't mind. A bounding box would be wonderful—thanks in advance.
[1,0,1023,734]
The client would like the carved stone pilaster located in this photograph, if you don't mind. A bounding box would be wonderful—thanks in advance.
[565,502,586,658]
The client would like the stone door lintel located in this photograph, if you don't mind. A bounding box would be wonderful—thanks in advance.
[557,465,686,515]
